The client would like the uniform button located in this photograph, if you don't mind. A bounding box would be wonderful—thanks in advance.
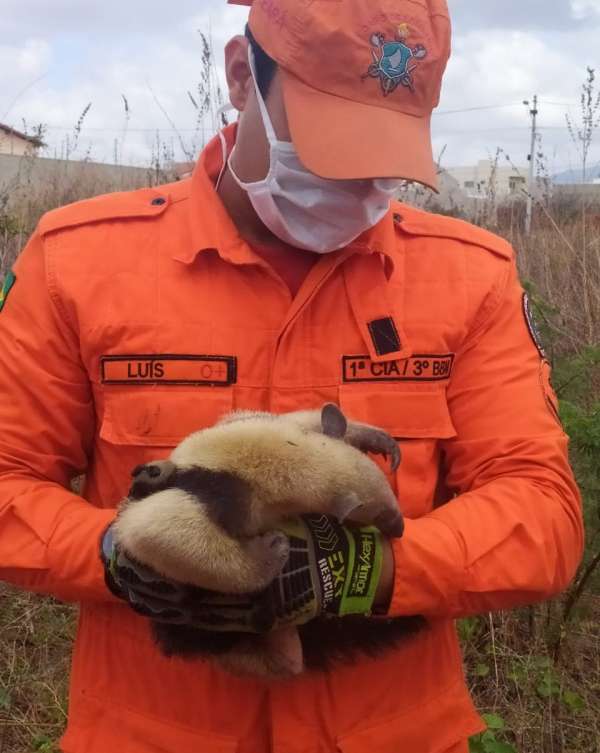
[151,197,166,206]
[393,212,403,224]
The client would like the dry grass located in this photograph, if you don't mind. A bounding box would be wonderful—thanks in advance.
[0,589,74,753]
[463,599,600,753]
[506,208,600,355]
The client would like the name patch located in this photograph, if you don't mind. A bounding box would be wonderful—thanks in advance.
[101,355,237,386]
[343,354,454,383]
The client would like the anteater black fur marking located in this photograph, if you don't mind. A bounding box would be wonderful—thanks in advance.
[151,614,427,672]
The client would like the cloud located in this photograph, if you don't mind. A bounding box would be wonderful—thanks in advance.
[0,39,52,127]
[0,38,51,87]
[15,39,51,76]
[0,0,248,42]
[450,0,593,31]
[571,0,600,19]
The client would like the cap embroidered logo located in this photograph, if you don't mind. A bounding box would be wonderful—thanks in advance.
[363,26,428,96]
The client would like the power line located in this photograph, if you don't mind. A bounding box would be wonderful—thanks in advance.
[436,101,577,116]
[12,101,579,133]
[435,126,569,134]
[33,124,575,137]
[37,103,561,129]
[541,102,574,106]
[436,103,523,115]
[40,125,203,133]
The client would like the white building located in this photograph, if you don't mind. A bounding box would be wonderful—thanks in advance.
[0,123,44,156]
[446,159,529,200]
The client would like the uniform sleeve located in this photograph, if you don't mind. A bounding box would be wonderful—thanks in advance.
[388,257,584,619]
[0,230,118,603]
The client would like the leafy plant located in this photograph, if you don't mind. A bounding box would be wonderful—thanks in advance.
[32,735,55,752]
[469,714,517,753]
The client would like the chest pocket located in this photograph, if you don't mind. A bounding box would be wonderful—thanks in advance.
[94,389,234,503]
[338,386,457,519]
[99,389,234,447]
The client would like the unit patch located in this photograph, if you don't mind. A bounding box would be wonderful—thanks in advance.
[522,293,547,360]
[343,354,454,383]
[101,355,237,386]
[0,271,16,313]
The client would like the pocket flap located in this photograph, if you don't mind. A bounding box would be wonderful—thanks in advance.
[336,676,483,753]
[339,387,457,439]
[62,690,239,753]
[99,389,234,447]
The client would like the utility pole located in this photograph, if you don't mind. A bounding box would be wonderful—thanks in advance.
[523,95,538,235]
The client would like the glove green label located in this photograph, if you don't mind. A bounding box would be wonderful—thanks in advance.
[347,530,378,599]
[302,516,383,618]
[342,528,383,615]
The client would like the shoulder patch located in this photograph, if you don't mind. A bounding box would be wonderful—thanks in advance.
[0,271,16,312]
[523,292,547,360]
[37,186,176,238]
[393,203,513,260]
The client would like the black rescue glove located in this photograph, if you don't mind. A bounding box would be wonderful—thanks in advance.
[100,512,391,634]
[100,524,262,633]
[256,515,388,631]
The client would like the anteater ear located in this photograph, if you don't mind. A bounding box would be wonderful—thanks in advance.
[321,403,348,439]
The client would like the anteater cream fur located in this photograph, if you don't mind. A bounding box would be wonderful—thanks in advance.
[170,411,399,536]
[113,489,290,592]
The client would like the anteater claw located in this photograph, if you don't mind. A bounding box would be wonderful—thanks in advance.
[347,427,401,472]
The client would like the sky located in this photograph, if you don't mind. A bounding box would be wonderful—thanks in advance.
[2,0,600,178]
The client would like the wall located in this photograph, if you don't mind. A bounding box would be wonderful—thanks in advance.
[552,184,600,201]
[0,153,156,209]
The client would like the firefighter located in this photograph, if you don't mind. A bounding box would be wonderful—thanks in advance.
[0,0,583,751]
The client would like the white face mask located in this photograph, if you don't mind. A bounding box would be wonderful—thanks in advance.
[226,49,402,254]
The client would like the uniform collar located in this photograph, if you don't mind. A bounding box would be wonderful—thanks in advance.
[174,123,398,273]
[173,124,254,265]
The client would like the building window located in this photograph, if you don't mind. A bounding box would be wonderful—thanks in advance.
[509,176,526,192]
[464,180,475,189]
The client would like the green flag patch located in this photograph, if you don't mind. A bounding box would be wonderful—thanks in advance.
[0,271,16,312]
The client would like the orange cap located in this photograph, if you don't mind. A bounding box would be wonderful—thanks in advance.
[227,0,451,189]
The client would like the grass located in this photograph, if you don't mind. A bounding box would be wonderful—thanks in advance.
[0,590,73,753]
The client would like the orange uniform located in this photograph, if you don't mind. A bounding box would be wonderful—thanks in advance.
[0,128,583,753]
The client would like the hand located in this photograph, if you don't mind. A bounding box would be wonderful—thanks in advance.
[99,515,395,634]
[100,524,265,633]
[257,515,393,631]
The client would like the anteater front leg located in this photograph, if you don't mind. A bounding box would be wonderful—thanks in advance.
[114,489,290,594]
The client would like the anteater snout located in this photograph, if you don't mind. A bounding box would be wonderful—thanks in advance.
[129,460,177,499]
